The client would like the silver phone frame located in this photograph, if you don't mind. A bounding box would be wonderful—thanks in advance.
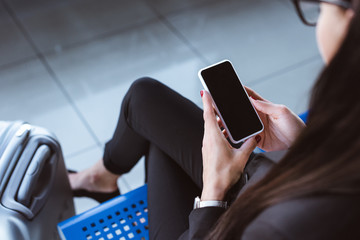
[198,59,264,144]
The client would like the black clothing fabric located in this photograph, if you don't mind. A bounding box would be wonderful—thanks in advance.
[103,78,205,239]
[103,78,204,188]
[179,151,360,240]
[103,78,360,240]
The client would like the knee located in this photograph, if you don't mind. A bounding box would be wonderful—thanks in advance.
[130,77,162,93]
[128,77,164,98]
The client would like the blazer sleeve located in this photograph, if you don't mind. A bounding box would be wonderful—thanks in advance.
[178,151,286,240]
[241,220,288,240]
[178,207,226,240]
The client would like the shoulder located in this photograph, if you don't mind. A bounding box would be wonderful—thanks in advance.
[242,195,360,240]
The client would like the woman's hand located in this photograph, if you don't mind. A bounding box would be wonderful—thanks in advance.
[200,90,259,201]
[245,87,306,152]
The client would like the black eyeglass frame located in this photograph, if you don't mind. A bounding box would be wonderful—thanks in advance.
[292,0,352,26]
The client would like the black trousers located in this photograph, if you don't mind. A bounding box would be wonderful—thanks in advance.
[103,78,204,239]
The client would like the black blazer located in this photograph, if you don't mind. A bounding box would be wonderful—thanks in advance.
[179,151,360,240]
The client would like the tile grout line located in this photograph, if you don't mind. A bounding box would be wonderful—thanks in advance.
[0,0,217,71]
[0,17,159,71]
[142,0,211,66]
[40,17,160,58]
[0,0,216,71]
[159,17,211,66]
[143,0,320,84]
[2,0,103,148]
[249,54,322,87]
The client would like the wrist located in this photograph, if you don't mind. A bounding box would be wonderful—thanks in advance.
[201,185,227,201]
[194,196,228,209]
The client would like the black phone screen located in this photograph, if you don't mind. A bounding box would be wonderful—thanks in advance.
[200,61,263,142]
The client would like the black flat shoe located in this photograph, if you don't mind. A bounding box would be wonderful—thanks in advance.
[67,169,121,203]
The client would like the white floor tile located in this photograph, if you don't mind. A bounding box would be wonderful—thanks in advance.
[167,0,319,82]
[0,59,97,156]
[73,197,99,214]
[248,58,324,114]
[64,145,103,170]
[45,19,204,143]
[117,177,131,194]
[7,0,157,53]
[0,5,36,67]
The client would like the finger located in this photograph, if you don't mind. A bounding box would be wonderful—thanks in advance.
[222,129,228,138]
[251,98,282,116]
[202,90,220,131]
[244,86,268,102]
[217,116,224,128]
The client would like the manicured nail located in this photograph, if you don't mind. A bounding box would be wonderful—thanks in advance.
[255,135,261,143]
[200,90,204,97]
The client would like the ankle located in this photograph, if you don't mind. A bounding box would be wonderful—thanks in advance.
[68,159,120,193]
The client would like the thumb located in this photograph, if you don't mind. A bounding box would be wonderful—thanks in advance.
[251,98,280,115]
[234,136,259,169]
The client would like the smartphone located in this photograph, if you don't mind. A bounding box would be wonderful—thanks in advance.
[198,60,263,144]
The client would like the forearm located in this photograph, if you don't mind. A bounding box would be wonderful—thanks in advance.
[178,207,226,240]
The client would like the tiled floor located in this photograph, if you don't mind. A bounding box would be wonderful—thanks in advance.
[0,0,323,213]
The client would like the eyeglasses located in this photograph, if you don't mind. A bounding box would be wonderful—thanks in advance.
[292,0,352,26]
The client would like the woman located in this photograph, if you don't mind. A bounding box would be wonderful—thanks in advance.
[69,0,360,239]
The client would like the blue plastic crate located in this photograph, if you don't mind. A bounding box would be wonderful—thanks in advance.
[58,185,149,240]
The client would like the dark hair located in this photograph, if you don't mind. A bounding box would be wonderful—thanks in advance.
[207,1,360,238]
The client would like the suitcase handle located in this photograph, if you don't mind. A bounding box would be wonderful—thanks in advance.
[0,124,31,185]
[17,145,51,207]
[1,127,63,220]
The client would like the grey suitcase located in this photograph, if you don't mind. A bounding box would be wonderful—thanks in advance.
[0,121,75,240]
